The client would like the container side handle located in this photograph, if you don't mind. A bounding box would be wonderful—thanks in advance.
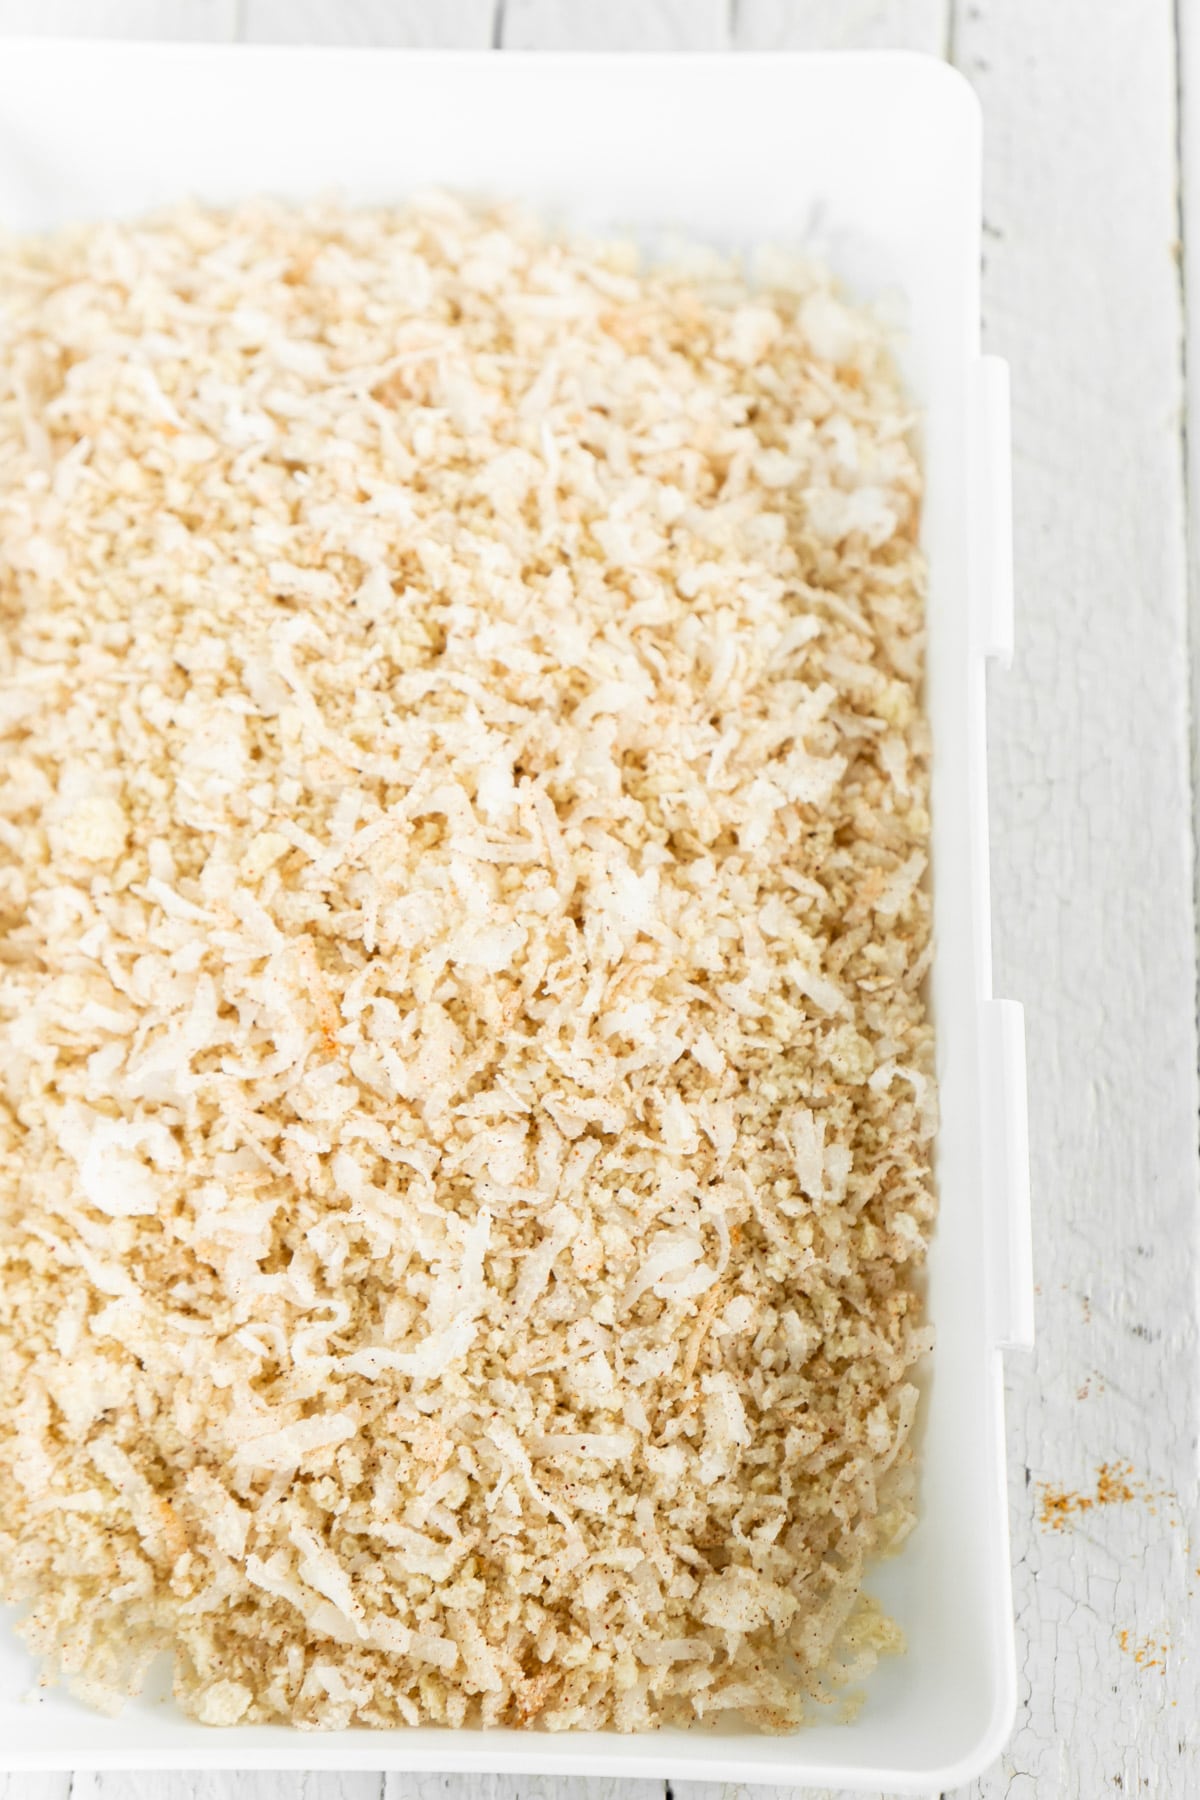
[970,355,1014,664]
[982,997,1034,1350]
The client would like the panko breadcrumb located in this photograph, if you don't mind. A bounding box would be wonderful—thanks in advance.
[0,193,935,1734]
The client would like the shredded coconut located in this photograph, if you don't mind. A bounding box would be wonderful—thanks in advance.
[0,193,934,1735]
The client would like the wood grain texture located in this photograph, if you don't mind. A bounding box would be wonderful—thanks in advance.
[240,0,496,45]
[1181,0,1200,947]
[72,1777,382,1800]
[382,1782,658,1800]
[952,1,1200,1796]
[0,0,237,36]
[0,1777,71,1800]
[672,1788,934,1800]
[502,0,729,51]
[734,0,947,53]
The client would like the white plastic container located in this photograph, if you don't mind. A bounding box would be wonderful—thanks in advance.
[0,41,1030,1792]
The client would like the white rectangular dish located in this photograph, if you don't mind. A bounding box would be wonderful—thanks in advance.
[0,40,1030,1792]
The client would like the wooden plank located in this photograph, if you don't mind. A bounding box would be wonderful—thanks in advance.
[501,0,729,51]
[73,1776,381,1800]
[0,1778,72,1800]
[949,1,1200,1797]
[382,1782,655,1800]
[734,0,946,53]
[0,0,237,35]
[241,0,496,45]
[670,1788,931,1800]
[1180,0,1200,933]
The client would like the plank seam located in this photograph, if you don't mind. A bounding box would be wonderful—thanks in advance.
[492,0,504,50]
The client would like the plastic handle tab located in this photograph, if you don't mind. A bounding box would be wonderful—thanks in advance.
[982,997,1034,1351]
[970,356,1015,665]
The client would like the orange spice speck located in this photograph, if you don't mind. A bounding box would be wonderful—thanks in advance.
[1116,1629,1169,1672]
[1038,1462,1146,1531]
[1096,1462,1136,1506]
[1039,1484,1093,1530]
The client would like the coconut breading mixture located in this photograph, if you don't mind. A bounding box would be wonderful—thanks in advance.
[0,194,935,1734]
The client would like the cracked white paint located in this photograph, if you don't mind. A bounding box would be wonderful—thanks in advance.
[0,4,1197,1800]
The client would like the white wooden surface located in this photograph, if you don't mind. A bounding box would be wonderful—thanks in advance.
[0,2,1197,1797]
